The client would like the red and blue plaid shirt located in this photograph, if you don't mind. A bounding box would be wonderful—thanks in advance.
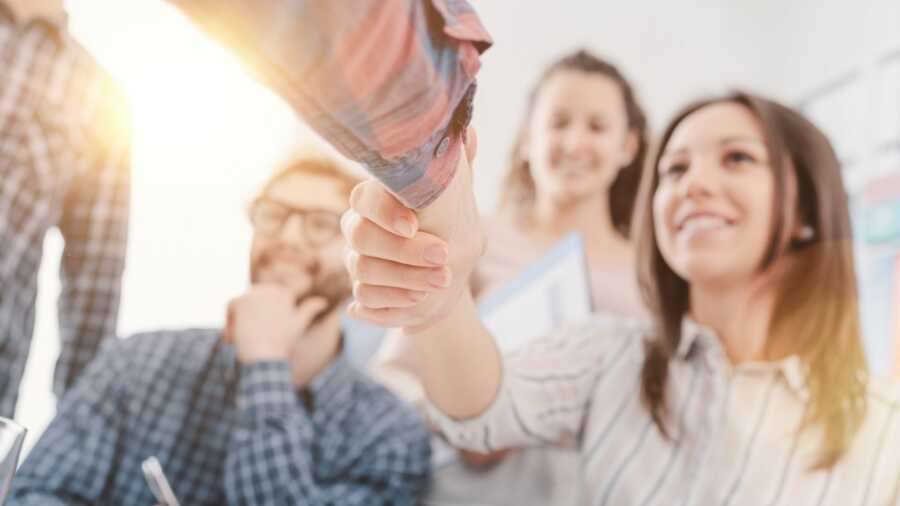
[168,0,492,209]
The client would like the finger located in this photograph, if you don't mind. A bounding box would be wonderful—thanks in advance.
[349,180,418,238]
[347,302,417,328]
[342,212,448,267]
[353,282,428,309]
[345,249,451,291]
[293,296,329,329]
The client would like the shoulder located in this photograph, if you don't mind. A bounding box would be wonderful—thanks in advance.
[99,328,225,382]
[475,215,539,296]
[480,214,533,257]
[37,27,130,139]
[865,376,900,418]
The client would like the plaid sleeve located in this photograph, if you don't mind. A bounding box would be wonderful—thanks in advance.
[165,0,492,208]
[8,340,131,505]
[224,358,430,505]
[55,72,131,397]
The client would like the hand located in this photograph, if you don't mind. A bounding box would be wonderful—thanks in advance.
[289,302,345,387]
[342,128,484,333]
[224,284,328,363]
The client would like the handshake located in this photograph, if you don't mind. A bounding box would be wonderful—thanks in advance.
[341,128,484,335]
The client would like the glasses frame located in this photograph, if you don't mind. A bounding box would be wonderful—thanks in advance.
[248,197,342,246]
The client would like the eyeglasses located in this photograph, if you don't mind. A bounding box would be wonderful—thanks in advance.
[249,198,342,246]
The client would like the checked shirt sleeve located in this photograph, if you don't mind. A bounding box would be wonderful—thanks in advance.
[8,340,133,505]
[165,0,492,209]
[224,358,430,505]
[55,72,131,398]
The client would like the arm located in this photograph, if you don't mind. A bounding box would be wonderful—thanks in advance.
[165,0,491,209]
[9,341,132,505]
[55,76,131,397]
[369,245,491,406]
[224,360,430,505]
[345,133,499,419]
[342,135,641,451]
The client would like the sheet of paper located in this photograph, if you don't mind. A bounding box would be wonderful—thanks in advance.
[478,232,593,352]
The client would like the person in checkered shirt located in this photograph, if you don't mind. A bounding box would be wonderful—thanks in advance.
[9,158,431,505]
[0,0,132,417]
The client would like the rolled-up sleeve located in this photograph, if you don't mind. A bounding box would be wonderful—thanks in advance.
[166,0,492,209]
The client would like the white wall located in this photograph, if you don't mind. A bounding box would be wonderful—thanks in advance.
[470,0,784,211]
[469,0,899,211]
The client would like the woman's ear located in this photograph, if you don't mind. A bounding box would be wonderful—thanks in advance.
[622,129,640,167]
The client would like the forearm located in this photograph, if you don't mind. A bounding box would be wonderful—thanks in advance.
[369,330,427,406]
[166,0,490,209]
[408,290,502,420]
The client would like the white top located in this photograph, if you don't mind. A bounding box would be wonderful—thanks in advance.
[372,217,645,505]
[426,314,900,506]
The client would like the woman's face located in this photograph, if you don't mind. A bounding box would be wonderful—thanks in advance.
[653,102,794,289]
[526,70,637,205]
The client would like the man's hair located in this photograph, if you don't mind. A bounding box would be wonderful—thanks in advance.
[256,157,362,203]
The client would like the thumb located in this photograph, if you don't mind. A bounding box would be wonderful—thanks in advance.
[293,296,329,330]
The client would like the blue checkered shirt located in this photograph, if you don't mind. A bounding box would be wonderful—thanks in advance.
[9,328,431,505]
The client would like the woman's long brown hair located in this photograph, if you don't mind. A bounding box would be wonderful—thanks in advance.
[633,91,868,468]
[497,49,648,238]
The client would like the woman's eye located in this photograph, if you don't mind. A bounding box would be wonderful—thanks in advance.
[661,163,687,177]
[724,151,754,165]
[551,116,569,129]
[589,120,607,133]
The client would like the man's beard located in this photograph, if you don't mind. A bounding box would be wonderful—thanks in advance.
[250,248,352,314]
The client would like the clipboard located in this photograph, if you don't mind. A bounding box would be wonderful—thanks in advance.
[477,232,593,352]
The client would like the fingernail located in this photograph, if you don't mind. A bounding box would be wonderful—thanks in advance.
[409,290,428,302]
[393,217,416,238]
[427,269,451,288]
[424,245,448,265]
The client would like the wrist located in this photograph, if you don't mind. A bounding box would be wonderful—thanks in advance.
[237,344,292,364]
[236,361,296,415]
[405,287,478,338]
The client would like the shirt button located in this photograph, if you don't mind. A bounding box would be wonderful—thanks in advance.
[434,136,450,157]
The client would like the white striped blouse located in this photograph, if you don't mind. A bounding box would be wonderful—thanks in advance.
[426,314,900,505]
